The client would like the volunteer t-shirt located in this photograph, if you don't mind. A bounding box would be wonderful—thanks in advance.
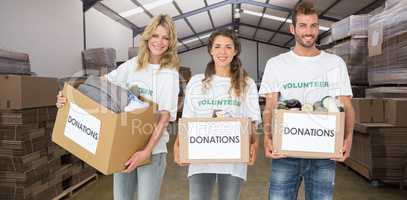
[259,50,352,103]
[107,57,179,155]
[183,74,261,181]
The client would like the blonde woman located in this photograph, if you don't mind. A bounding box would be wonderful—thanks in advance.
[56,15,180,200]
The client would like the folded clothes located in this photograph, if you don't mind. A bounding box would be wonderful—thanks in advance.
[77,76,128,112]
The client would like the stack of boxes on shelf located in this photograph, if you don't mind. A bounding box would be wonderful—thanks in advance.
[0,48,97,200]
[82,48,117,76]
[177,66,192,119]
[0,49,31,75]
[329,14,370,97]
[328,1,407,186]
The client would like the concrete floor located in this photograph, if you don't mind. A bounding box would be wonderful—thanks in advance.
[72,135,406,200]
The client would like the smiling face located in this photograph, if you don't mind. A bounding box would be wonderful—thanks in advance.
[210,35,237,68]
[290,13,320,48]
[148,25,170,60]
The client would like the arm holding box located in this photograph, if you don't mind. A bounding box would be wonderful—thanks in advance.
[331,96,355,162]
[263,92,286,159]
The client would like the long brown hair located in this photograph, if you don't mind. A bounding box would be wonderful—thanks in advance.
[202,29,249,97]
[137,14,179,70]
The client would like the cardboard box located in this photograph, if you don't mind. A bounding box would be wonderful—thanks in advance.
[384,98,407,126]
[0,75,59,110]
[352,98,384,123]
[272,109,345,159]
[52,83,156,175]
[178,118,250,163]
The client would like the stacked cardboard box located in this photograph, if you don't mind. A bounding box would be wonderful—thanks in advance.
[0,49,31,75]
[82,48,116,76]
[0,107,60,200]
[352,85,368,98]
[331,15,369,41]
[347,98,407,184]
[331,38,368,85]
[366,87,407,98]
[348,123,407,184]
[0,108,97,200]
[0,77,97,199]
[128,47,138,59]
[367,1,407,85]
[329,15,369,86]
[177,67,192,118]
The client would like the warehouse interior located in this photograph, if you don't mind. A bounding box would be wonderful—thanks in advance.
[1,0,407,199]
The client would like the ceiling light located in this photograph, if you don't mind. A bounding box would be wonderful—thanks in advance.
[119,0,174,18]
[242,9,330,31]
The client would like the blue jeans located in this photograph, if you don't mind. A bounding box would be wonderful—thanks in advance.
[268,158,336,200]
[113,153,167,200]
[189,173,243,200]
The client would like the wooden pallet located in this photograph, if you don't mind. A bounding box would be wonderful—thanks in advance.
[52,173,98,200]
[345,158,371,180]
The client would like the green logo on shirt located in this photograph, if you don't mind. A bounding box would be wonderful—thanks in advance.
[139,87,153,97]
[283,81,329,90]
[198,99,241,107]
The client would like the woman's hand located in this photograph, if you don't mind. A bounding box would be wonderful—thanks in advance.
[174,136,188,167]
[123,149,151,173]
[248,142,257,166]
[56,91,67,109]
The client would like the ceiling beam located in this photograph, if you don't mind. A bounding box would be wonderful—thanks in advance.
[355,0,385,14]
[178,35,290,54]
[81,0,102,12]
[232,3,241,32]
[241,0,339,22]
[267,0,303,43]
[240,23,292,36]
[239,36,290,49]
[252,0,270,39]
[179,23,233,42]
[129,0,153,18]
[135,0,234,35]
[317,0,385,43]
[319,0,341,16]
[172,1,204,46]
[178,43,208,54]
[204,0,216,29]
[93,2,141,31]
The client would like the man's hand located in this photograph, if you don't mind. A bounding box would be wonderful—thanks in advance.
[264,135,286,159]
[331,136,352,162]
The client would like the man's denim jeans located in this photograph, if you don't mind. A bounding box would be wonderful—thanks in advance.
[268,158,336,200]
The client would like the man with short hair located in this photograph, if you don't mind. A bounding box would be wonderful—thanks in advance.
[259,3,355,200]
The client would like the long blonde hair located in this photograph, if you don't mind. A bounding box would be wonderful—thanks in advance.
[137,14,179,70]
